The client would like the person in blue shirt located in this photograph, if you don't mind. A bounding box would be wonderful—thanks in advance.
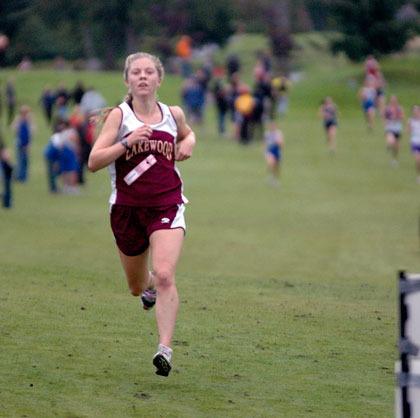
[181,76,206,125]
[13,105,34,182]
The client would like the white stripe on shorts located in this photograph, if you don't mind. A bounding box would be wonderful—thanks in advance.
[171,204,186,231]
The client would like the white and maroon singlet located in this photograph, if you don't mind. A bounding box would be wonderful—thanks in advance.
[108,101,187,208]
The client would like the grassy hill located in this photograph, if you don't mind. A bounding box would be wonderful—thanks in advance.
[0,33,419,417]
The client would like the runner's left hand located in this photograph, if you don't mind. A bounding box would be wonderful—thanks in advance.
[175,137,194,161]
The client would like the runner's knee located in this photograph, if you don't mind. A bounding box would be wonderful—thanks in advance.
[154,268,174,290]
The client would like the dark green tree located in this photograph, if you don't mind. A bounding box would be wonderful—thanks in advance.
[329,0,417,61]
[186,0,234,44]
[3,0,92,62]
[231,0,294,72]
[147,0,234,44]
[3,0,235,66]
[0,0,32,63]
[0,0,31,36]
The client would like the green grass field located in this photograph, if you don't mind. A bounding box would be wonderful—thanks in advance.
[1,35,420,417]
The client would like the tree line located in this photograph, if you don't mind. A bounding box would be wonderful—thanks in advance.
[0,0,418,68]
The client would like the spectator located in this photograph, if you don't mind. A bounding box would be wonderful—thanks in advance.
[43,120,80,194]
[181,76,206,125]
[226,54,241,82]
[6,77,16,126]
[17,56,32,71]
[253,71,272,138]
[80,87,106,117]
[40,85,55,126]
[76,113,96,185]
[52,95,70,124]
[212,78,229,135]
[272,75,291,118]
[55,83,70,106]
[175,35,193,78]
[72,81,86,105]
[0,135,13,208]
[13,105,34,182]
[234,84,255,144]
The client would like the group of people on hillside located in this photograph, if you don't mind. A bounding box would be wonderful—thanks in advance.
[0,100,35,208]
[223,53,288,185]
[2,47,419,213]
[41,81,104,194]
[318,55,420,182]
[0,79,105,207]
[179,50,288,186]
[211,53,290,145]
[360,56,419,176]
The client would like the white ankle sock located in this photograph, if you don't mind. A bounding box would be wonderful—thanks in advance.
[158,344,173,361]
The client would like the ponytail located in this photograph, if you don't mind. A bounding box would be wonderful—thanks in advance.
[124,92,133,104]
[91,106,113,127]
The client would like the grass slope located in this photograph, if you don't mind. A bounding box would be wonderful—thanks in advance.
[1,35,419,417]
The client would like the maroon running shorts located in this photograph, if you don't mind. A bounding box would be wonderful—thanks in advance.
[110,204,186,256]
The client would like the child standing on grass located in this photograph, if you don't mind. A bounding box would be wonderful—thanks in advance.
[409,105,420,184]
[264,120,284,187]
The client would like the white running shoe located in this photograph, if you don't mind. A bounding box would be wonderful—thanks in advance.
[153,344,172,377]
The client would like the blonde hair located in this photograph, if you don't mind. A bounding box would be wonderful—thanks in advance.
[124,52,164,81]
[96,52,165,128]
[123,52,164,102]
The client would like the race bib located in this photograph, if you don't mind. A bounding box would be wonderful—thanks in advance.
[124,154,157,185]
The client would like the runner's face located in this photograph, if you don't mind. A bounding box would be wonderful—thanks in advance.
[126,57,161,97]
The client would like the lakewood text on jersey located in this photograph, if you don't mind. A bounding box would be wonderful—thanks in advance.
[125,137,174,161]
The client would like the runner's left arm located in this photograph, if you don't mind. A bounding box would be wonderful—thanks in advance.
[171,106,196,161]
